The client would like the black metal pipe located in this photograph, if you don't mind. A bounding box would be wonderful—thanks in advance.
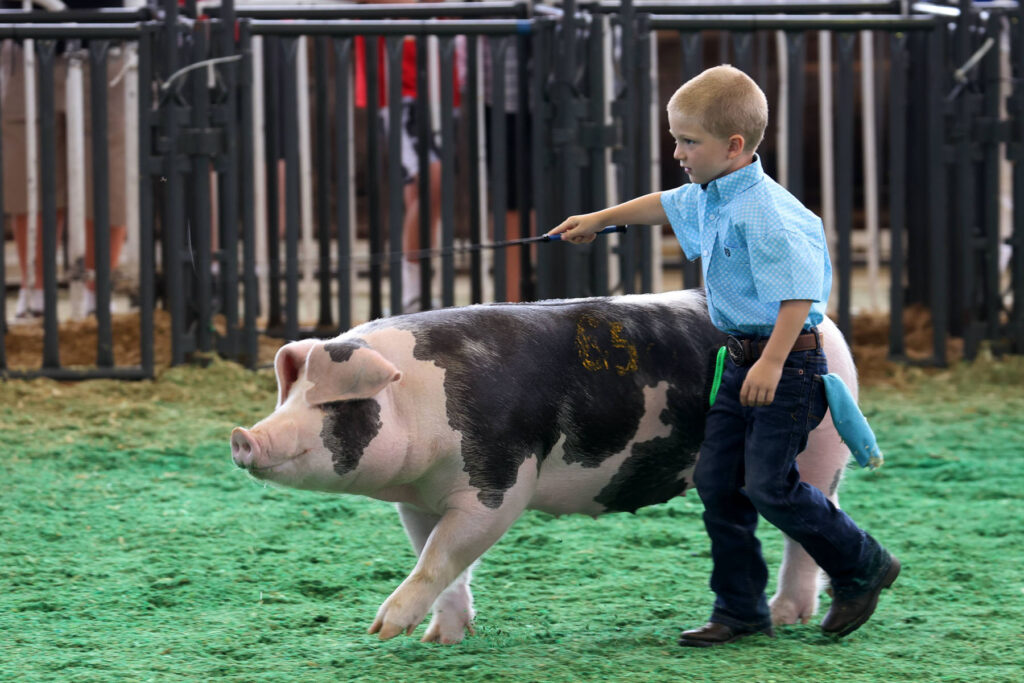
[415,35,432,310]
[314,36,332,330]
[679,30,702,289]
[190,24,213,353]
[468,35,483,304]
[927,25,948,364]
[785,31,806,201]
[219,2,529,20]
[249,19,535,38]
[490,35,509,302]
[138,25,156,377]
[385,36,405,316]
[439,36,457,308]
[835,32,855,341]
[282,37,301,339]
[264,36,283,330]
[0,23,145,39]
[366,35,384,320]
[334,37,354,331]
[37,40,59,369]
[219,0,241,361]
[90,41,113,367]
[240,21,259,368]
[647,15,937,31]
[888,32,907,361]
[589,1,901,14]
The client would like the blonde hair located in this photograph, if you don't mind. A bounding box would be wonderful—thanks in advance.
[667,65,768,153]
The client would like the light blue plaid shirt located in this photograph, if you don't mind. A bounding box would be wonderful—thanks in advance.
[660,155,832,336]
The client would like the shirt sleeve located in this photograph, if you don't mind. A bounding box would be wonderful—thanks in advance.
[660,184,700,261]
[747,220,827,303]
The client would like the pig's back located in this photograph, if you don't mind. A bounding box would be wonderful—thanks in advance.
[358,290,724,513]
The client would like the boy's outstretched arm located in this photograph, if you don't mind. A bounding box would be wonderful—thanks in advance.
[740,299,813,407]
[548,192,668,244]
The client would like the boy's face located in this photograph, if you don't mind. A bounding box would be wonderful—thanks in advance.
[668,110,749,185]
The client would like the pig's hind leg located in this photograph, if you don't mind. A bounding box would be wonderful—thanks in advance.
[396,503,478,644]
[768,419,846,626]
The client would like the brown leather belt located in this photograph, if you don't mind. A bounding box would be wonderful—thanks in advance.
[725,330,820,367]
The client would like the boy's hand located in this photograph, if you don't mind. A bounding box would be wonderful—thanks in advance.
[547,214,605,244]
[740,358,783,407]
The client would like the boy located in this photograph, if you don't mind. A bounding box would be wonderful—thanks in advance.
[548,65,898,646]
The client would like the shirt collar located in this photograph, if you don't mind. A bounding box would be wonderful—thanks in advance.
[700,154,764,205]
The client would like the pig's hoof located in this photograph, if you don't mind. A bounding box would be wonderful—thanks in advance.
[769,595,816,626]
[421,612,476,644]
[368,616,416,640]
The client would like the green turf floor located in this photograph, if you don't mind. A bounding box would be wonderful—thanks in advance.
[2,356,1023,682]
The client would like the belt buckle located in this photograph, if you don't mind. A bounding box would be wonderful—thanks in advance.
[725,336,746,366]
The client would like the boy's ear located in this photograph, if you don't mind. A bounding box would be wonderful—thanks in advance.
[727,134,746,157]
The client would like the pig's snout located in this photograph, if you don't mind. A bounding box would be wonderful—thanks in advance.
[231,427,261,469]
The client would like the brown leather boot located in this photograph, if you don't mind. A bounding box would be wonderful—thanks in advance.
[821,555,901,638]
[678,622,775,648]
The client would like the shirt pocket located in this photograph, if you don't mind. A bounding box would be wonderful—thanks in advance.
[721,238,750,265]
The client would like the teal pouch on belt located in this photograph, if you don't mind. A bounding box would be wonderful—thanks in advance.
[821,373,884,469]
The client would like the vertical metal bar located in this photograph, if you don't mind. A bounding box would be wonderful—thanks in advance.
[786,31,806,201]
[314,36,332,329]
[220,0,240,360]
[557,0,583,298]
[515,30,533,301]
[588,16,609,296]
[90,41,113,367]
[927,25,948,364]
[264,36,282,330]
[240,21,259,367]
[468,35,483,303]
[282,37,300,339]
[490,36,508,301]
[533,19,554,300]
[954,0,974,354]
[835,32,855,341]
[37,40,59,369]
[385,36,404,315]
[365,35,384,320]
[1015,3,1024,352]
[888,32,907,361]
[637,14,653,294]
[981,14,1001,346]
[334,37,353,331]
[618,0,636,295]
[162,19,187,365]
[439,35,456,308]
[139,26,155,376]
[0,37,6,369]
[191,25,213,352]
[679,31,702,289]
[415,35,432,309]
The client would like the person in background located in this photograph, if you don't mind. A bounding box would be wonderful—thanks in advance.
[3,1,128,322]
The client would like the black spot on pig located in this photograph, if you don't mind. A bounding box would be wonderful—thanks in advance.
[829,468,843,497]
[388,291,723,511]
[319,399,382,476]
[324,339,368,363]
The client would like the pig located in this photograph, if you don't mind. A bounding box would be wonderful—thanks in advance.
[230,289,858,644]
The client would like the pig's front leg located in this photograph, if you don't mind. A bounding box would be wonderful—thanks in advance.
[369,467,536,641]
[396,503,478,644]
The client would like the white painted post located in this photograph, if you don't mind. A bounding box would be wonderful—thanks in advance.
[24,36,38,292]
[818,31,837,294]
[297,37,315,323]
[860,30,880,311]
[775,31,789,188]
[252,36,270,323]
[648,30,662,293]
[123,43,140,294]
[603,16,621,292]
[66,49,87,318]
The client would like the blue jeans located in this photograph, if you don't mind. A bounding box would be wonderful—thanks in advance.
[693,343,885,630]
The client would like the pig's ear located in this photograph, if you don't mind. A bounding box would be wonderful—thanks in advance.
[274,339,319,407]
[304,344,403,405]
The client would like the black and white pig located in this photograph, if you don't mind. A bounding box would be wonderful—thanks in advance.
[230,289,857,643]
